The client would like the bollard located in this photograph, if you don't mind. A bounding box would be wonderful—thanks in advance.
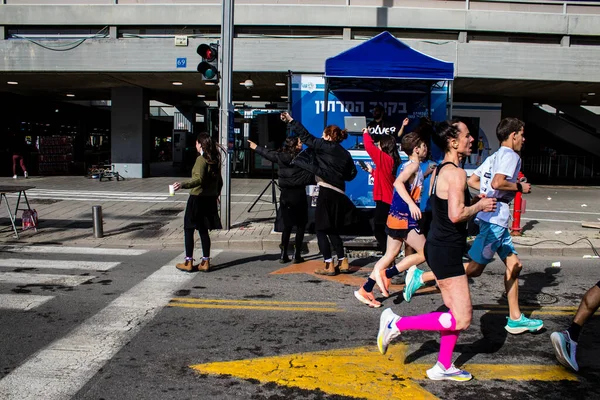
[92,206,104,238]
[510,172,526,237]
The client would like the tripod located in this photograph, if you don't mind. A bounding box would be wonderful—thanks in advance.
[248,162,279,213]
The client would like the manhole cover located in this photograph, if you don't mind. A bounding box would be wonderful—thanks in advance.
[143,209,181,217]
[502,290,558,305]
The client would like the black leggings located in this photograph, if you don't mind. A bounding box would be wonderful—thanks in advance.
[184,226,211,259]
[281,225,306,257]
[317,230,345,261]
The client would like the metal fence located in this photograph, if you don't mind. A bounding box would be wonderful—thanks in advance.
[522,155,597,180]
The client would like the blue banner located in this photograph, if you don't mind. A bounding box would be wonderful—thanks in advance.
[291,74,449,208]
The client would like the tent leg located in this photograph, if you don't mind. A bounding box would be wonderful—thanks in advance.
[287,70,293,113]
[447,81,454,119]
[324,79,329,129]
[427,84,432,119]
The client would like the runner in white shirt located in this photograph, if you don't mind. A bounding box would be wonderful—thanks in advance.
[466,117,543,335]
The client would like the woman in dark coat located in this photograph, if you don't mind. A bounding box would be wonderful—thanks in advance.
[280,112,357,276]
[172,133,223,272]
[248,137,314,263]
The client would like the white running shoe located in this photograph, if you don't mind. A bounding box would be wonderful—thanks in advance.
[377,308,401,355]
[426,361,473,381]
[551,331,579,372]
[24,171,28,178]
[12,175,17,179]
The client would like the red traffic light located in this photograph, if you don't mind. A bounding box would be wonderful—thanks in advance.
[197,44,217,62]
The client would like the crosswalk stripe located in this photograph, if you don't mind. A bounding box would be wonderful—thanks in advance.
[0,245,148,256]
[0,259,119,271]
[0,294,54,310]
[0,272,95,286]
[0,250,222,400]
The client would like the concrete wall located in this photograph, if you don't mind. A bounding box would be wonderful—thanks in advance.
[3,36,600,83]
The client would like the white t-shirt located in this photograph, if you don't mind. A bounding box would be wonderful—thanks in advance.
[474,146,521,228]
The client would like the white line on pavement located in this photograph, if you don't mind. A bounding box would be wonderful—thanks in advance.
[0,250,222,400]
[0,272,95,287]
[0,245,148,256]
[0,294,54,311]
[521,217,581,224]
[0,259,120,271]
[525,209,600,216]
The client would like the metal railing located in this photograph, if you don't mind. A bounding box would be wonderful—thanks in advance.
[523,154,597,180]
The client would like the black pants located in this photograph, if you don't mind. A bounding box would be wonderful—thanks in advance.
[184,226,211,259]
[373,200,391,253]
[281,225,305,258]
[316,230,345,261]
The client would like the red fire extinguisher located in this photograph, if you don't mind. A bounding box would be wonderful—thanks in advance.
[510,172,527,236]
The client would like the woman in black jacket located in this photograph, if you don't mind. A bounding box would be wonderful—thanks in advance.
[280,112,357,276]
[248,137,314,263]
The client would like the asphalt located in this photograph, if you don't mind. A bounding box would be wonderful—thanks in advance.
[1,167,599,257]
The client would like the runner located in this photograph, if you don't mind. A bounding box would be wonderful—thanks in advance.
[551,281,600,372]
[377,120,496,381]
[354,132,432,307]
[465,117,543,334]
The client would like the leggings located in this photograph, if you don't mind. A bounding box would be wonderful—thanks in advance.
[184,226,210,259]
[12,155,26,175]
[373,201,391,253]
[316,230,344,261]
[281,225,305,257]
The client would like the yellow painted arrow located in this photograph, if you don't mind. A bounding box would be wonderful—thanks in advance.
[190,345,577,400]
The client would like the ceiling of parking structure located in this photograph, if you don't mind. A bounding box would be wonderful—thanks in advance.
[454,78,600,106]
[3,72,600,107]
[0,71,290,105]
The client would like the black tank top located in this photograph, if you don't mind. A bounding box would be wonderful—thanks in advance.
[427,162,469,247]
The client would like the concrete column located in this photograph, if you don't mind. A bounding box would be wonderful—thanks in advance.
[111,87,150,178]
[560,35,570,47]
[458,31,468,43]
[0,26,6,40]
[343,28,352,41]
[109,26,118,39]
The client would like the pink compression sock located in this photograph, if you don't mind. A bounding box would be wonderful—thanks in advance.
[395,311,456,331]
[438,330,460,369]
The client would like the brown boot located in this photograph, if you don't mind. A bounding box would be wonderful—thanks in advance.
[338,258,351,274]
[176,259,194,272]
[314,261,338,276]
[198,258,211,272]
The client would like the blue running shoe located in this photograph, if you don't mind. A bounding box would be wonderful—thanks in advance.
[505,313,543,334]
[377,308,401,355]
[426,362,473,381]
[551,331,579,372]
[403,265,424,303]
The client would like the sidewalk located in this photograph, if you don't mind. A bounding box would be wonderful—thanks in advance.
[0,174,599,257]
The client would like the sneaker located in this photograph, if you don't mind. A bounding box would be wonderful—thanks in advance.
[24,171,28,178]
[426,361,473,381]
[505,313,543,334]
[354,287,381,308]
[403,265,424,303]
[12,175,17,179]
[551,331,579,372]
[377,308,401,355]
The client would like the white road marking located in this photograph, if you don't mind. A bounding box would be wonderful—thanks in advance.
[0,245,147,256]
[521,217,581,224]
[0,259,119,271]
[0,250,222,400]
[0,294,54,310]
[526,209,600,216]
[0,272,95,286]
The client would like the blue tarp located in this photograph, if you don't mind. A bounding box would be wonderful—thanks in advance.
[325,31,454,81]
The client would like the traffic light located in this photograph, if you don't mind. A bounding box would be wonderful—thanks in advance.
[197,43,219,81]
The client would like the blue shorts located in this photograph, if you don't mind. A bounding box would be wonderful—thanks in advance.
[468,220,517,265]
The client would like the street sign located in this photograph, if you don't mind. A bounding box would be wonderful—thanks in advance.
[176,58,187,68]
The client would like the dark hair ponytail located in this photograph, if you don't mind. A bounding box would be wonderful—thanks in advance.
[196,132,223,177]
[432,119,461,151]
[281,136,301,157]
[378,135,401,176]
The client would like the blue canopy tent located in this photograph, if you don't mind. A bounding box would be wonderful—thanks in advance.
[323,31,455,127]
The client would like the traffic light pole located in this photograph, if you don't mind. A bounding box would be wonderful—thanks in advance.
[219,0,234,230]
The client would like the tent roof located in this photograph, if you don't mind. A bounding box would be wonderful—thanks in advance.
[325,31,454,82]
